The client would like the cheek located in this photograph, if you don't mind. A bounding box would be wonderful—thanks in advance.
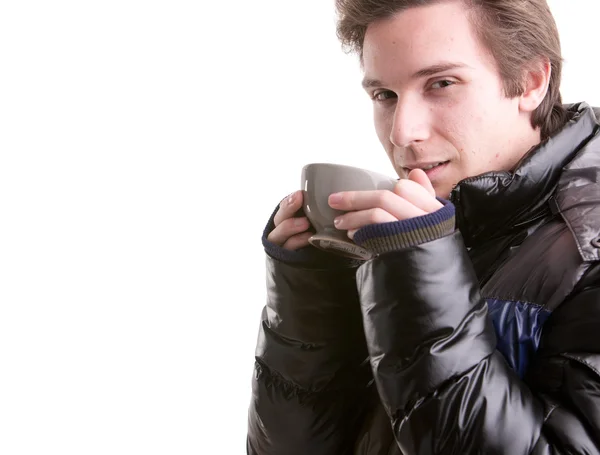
[435,113,466,153]
[373,108,394,151]
[446,105,488,156]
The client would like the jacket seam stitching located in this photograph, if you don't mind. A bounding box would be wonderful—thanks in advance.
[561,353,600,377]
[254,360,314,394]
[485,296,547,310]
[543,402,558,422]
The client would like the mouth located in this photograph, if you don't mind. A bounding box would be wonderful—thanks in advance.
[403,161,450,178]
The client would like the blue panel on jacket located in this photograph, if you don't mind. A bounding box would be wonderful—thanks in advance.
[486,299,551,378]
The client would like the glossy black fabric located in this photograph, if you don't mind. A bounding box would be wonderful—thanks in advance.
[247,103,600,454]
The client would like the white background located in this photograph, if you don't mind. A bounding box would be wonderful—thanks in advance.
[0,1,598,454]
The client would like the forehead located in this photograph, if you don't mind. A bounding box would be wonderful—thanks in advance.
[362,2,494,79]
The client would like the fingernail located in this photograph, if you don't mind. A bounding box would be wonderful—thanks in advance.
[294,218,306,227]
[329,193,342,204]
[334,217,342,227]
[287,193,295,205]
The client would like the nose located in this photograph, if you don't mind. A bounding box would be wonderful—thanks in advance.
[389,95,430,148]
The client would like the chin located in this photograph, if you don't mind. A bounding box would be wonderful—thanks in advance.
[434,184,452,200]
[395,168,409,180]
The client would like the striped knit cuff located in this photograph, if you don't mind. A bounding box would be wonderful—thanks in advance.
[262,203,362,268]
[353,200,456,255]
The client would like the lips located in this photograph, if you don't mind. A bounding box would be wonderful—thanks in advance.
[401,161,450,182]
[403,161,450,172]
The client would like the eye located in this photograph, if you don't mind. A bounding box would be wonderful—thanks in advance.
[372,90,397,102]
[430,80,455,89]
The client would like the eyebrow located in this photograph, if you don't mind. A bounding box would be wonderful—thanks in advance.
[361,62,470,89]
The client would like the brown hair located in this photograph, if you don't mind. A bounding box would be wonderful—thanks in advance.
[336,0,567,139]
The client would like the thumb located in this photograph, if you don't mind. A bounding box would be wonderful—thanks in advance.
[408,169,436,198]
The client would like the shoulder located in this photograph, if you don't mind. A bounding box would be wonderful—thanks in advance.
[482,219,589,311]
[554,127,600,262]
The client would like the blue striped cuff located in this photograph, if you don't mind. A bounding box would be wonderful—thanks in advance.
[353,200,456,255]
[261,203,362,268]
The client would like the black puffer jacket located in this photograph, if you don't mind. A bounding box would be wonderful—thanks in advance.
[247,103,600,454]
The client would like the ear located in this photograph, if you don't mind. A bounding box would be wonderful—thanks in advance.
[518,59,552,113]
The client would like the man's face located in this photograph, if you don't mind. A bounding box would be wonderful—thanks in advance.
[362,2,538,198]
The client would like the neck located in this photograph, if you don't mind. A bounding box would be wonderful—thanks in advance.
[508,127,542,171]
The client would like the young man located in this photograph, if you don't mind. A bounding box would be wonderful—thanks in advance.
[247,1,600,453]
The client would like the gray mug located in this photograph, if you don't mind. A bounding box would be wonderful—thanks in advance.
[301,163,397,260]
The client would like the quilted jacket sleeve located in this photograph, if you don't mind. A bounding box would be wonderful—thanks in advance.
[356,230,600,454]
[247,255,372,455]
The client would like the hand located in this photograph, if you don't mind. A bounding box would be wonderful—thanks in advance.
[328,169,443,239]
[267,190,312,250]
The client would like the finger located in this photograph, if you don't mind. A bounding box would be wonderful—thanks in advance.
[267,216,310,246]
[282,231,313,251]
[334,207,399,232]
[330,190,427,220]
[274,190,304,227]
[394,179,443,213]
[407,169,436,197]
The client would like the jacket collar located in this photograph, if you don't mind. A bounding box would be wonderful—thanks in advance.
[450,102,599,249]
